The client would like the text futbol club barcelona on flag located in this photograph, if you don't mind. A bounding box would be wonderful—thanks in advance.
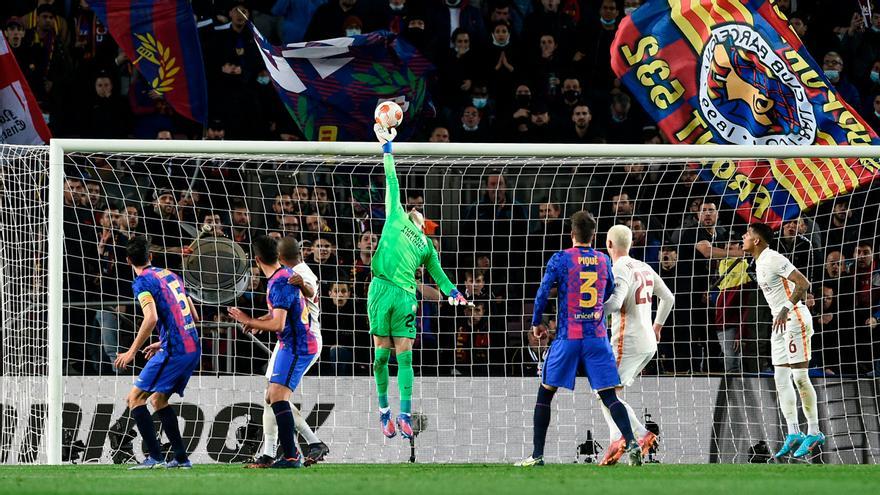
[611,0,880,228]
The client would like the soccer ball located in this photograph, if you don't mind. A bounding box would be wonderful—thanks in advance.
[375,101,403,129]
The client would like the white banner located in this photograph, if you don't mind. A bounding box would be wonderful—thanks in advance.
[2,376,878,464]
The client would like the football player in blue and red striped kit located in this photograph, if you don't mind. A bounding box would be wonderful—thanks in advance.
[516,211,643,467]
[228,235,320,468]
[115,236,201,469]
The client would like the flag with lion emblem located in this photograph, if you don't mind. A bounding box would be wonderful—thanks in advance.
[611,0,880,228]
[90,0,208,124]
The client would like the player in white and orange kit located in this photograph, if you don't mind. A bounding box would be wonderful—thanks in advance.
[743,223,823,459]
[599,225,674,465]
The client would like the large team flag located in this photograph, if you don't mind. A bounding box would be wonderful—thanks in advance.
[0,34,51,144]
[611,0,880,228]
[90,0,208,124]
[252,25,434,141]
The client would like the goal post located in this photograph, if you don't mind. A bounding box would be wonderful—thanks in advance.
[4,139,878,465]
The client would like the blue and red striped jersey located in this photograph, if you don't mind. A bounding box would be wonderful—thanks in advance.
[132,267,200,355]
[531,247,614,339]
[266,267,319,355]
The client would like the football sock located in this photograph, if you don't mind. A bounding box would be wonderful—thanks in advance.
[157,406,187,462]
[623,401,649,437]
[271,401,297,459]
[397,350,414,415]
[600,404,619,442]
[374,348,391,410]
[292,403,321,445]
[598,389,635,444]
[774,367,800,435]
[262,403,278,457]
[531,386,555,458]
[792,368,819,435]
[131,405,162,461]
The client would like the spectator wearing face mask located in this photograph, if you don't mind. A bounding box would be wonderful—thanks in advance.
[381,0,408,34]
[823,51,862,112]
[251,69,288,139]
[839,11,880,90]
[522,0,576,55]
[467,81,496,128]
[549,76,583,123]
[454,104,492,142]
[400,10,436,62]
[622,0,641,17]
[488,0,525,38]
[576,0,620,92]
[865,93,880,132]
[501,82,532,139]
[438,28,482,110]
[305,0,374,41]
[487,20,519,110]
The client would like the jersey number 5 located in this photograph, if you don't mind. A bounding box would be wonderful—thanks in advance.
[579,272,598,308]
[634,271,654,305]
[167,279,193,318]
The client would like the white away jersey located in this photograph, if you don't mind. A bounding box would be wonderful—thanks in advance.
[755,248,809,318]
[607,256,673,356]
[292,261,321,334]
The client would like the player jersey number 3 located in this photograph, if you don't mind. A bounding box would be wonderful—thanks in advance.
[579,271,598,308]
[156,269,194,322]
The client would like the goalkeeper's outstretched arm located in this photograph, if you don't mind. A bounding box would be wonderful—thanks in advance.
[375,124,403,218]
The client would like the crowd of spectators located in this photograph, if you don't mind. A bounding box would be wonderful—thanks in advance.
[52,155,880,380]
[2,0,880,379]
[5,0,880,143]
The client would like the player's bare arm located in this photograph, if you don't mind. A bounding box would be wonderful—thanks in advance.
[188,296,200,323]
[287,272,316,299]
[142,342,161,360]
[695,240,744,259]
[228,307,288,333]
[773,269,810,333]
[115,300,158,370]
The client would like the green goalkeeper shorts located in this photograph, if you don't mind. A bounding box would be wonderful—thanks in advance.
[368,277,418,339]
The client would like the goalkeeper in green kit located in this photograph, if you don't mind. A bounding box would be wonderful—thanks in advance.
[370,123,471,439]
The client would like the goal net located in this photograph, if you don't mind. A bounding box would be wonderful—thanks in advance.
[2,141,879,465]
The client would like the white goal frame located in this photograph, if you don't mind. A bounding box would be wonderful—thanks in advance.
[43,139,880,464]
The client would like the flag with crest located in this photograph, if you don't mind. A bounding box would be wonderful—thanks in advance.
[90,0,208,124]
[611,0,880,228]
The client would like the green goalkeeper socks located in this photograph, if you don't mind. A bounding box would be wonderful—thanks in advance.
[397,350,413,415]
[374,347,391,409]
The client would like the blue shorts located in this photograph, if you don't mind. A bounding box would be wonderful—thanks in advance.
[268,346,316,391]
[542,338,620,391]
[135,349,200,397]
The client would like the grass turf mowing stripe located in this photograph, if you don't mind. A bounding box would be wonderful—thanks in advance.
[0,464,877,495]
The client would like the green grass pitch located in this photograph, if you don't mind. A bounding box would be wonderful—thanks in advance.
[1,464,878,495]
